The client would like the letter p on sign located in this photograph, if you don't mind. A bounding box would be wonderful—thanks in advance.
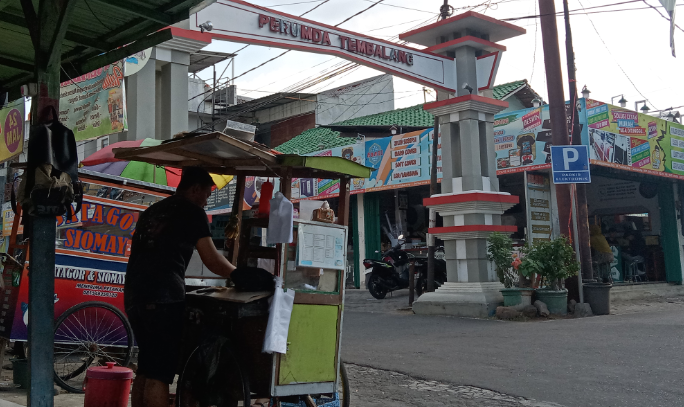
[562,148,578,170]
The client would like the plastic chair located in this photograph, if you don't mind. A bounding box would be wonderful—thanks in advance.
[625,256,646,282]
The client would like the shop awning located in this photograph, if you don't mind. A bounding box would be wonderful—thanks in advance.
[113,132,372,180]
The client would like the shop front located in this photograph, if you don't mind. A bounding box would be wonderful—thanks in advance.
[493,98,684,286]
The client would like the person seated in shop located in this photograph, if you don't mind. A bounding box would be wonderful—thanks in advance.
[622,229,646,260]
[589,225,614,282]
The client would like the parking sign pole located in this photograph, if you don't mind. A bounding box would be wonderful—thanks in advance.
[570,184,584,303]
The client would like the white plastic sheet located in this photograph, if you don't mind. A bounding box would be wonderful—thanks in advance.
[262,277,295,354]
[266,192,293,244]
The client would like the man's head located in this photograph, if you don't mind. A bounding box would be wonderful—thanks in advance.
[176,167,215,207]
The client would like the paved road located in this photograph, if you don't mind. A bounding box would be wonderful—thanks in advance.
[342,289,684,407]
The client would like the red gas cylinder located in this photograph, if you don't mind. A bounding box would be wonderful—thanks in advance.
[84,362,134,407]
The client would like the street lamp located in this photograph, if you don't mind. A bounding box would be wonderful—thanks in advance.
[532,98,541,108]
[611,95,627,108]
[635,100,649,113]
[581,85,590,99]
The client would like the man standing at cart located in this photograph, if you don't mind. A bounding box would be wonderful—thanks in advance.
[124,167,236,407]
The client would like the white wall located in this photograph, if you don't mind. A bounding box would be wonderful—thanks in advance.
[316,74,394,125]
[254,98,317,124]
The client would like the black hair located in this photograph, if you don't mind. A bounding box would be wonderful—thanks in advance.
[177,167,214,191]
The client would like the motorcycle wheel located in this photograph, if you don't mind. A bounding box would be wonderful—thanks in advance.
[367,275,388,299]
[416,277,424,296]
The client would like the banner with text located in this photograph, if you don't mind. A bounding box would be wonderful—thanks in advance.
[585,99,684,179]
[0,99,25,163]
[59,61,127,141]
[290,129,442,201]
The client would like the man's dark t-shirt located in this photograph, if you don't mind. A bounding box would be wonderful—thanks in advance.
[124,195,211,309]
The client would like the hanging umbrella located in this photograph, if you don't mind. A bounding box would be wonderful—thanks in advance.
[81,138,232,188]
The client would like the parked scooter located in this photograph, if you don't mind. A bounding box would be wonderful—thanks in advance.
[363,238,447,299]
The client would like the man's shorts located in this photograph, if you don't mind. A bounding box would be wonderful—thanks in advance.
[127,302,185,384]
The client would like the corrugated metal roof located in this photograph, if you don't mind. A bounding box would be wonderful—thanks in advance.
[0,0,208,97]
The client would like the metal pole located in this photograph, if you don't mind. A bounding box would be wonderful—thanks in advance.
[563,0,594,281]
[212,64,216,131]
[427,116,440,292]
[538,0,572,239]
[570,185,584,303]
[409,261,415,306]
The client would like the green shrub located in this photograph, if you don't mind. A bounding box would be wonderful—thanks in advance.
[487,232,516,288]
[518,236,579,291]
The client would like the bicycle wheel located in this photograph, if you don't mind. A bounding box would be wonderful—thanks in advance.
[53,302,134,393]
[176,337,250,407]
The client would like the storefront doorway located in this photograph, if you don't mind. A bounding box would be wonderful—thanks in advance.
[586,171,681,284]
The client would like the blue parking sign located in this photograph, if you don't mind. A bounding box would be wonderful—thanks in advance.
[551,145,591,184]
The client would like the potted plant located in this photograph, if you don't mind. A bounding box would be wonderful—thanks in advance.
[487,232,530,307]
[518,236,579,315]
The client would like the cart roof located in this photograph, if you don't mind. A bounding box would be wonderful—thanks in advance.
[113,132,372,179]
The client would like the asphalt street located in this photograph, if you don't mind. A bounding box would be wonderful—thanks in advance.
[341,289,684,407]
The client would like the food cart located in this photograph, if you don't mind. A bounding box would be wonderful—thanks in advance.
[113,132,371,407]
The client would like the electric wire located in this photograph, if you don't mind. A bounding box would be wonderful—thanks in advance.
[576,0,659,110]
[641,0,684,33]
[530,0,538,83]
[335,0,385,27]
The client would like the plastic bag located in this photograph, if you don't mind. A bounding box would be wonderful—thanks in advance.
[266,192,293,244]
[262,276,295,354]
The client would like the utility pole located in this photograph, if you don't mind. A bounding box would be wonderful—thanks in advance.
[538,0,572,240]
[426,0,452,293]
[563,0,593,281]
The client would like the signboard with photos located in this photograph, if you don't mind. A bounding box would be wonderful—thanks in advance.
[290,128,443,202]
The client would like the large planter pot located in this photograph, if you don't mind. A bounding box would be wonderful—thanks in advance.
[519,288,535,306]
[500,288,535,307]
[535,289,569,315]
[584,283,612,315]
[500,288,522,307]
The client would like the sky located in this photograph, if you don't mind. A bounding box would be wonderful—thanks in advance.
[194,0,684,116]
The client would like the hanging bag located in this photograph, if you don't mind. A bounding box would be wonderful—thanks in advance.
[16,106,82,217]
[262,276,295,354]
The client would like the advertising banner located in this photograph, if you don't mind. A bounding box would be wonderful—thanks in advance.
[585,99,684,180]
[365,129,441,192]
[59,61,128,141]
[0,99,25,163]
[290,129,443,201]
[494,105,553,174]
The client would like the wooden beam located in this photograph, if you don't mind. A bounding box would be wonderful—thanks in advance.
[77,28,173,74]
[89,0,178,25]
[338,177,350,226]
[0,0,12,12]
[231,175,246,265]
[18,0,40,51]
[0,56,33,72]
[0,13,108,50]
[40,0,79,70]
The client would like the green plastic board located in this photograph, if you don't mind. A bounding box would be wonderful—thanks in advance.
[278,304,339,385]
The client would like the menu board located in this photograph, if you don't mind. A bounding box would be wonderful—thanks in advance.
[526,172,553,244]
[296,223,346,270]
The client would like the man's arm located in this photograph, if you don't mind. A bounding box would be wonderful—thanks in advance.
[196,237,236,278]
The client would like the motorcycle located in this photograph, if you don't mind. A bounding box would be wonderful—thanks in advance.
[363,238,447,299]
